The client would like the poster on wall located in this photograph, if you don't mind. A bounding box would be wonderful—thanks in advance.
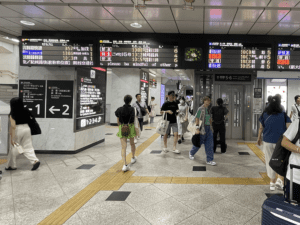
[19,80,46,118]
[46,81,73,119]
[140,70,149,104]
[161,84,165,107]
[149,78,157,89]
[75,68,106,132]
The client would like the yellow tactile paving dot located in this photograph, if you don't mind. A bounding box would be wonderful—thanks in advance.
[0,159,7,165]
[202,177,220,184]
[139,176,157,183]
[155,177,173,183]
[218,178,235,185]
[171,177,188,184]
[237,142,246,145]
[187,177,203,184]
[127,176,142,183]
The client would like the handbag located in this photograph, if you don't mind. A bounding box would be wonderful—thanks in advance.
[136,101,147,116]
[187,108,201,135]
[12,142,24,154]
[121,108,132,137]
[269,115,299,177]
[28,116,41,135]
[156,112,170,135]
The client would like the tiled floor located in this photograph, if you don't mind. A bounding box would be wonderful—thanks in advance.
[0,118,283,225]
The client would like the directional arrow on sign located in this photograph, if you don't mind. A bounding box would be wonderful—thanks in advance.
[49,106,60,114]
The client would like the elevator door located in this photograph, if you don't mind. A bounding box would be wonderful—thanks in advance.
[220,85,244,139]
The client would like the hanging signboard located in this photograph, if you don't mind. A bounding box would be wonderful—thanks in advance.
[140,70,149,104]
[215,75,252,82]
[46,81,73,118]
[19,80,46,118]
[254,88,262,98]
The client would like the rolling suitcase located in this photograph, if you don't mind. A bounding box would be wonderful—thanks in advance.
[262,164,300,224]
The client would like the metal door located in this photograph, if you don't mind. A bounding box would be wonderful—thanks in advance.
[219,85,244,139]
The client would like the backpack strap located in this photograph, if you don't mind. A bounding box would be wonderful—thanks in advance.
[295,104,300,117]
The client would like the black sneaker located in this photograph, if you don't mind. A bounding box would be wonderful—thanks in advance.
[182,137,184,141]
[178,139,182,144]
[31,161,40,171]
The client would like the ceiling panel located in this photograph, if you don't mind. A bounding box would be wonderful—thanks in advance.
[234,9,264,22]
[119,20,153,32]
[257,9,290,22]
[0,6,28,18]
[205,0,241,6]
[268,0,300,7]
[91,20,128,31]
[62,0,98,3]
[170,0,204,5]
[229,22,254,34]
[205,8,237,22]
[27,0,63,2]
[30,18,80,30]
[5,17,55,30]
[172,7,204,21]
[177,21,203,33]
[37,5,85,19]
[204,22,232,34]
[62,19,104,31]
[0,27,21,36]
[240,0,270,6]
[268,22,300,34]
[104,7,144,20]
[140,8,174,21]
[292,29,300,35]
[5,5,56,18]
[0,18,22,28]
[148,21,178,33]
[144,0,169,4]
[0,0,27,1]
[248,22,277,34]
[280,10,300,23]
[97,0,133,4]
[70,6,115,20]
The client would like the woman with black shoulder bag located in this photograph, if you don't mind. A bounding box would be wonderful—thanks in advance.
[115,95,137,172]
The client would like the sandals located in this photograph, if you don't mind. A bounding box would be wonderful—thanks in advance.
[5,167,17,171]
[31,161,40,171]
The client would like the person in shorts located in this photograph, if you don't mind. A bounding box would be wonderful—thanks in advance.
[161,91,180,154]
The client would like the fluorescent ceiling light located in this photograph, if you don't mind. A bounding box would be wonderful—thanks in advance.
[11,38,19,43]
[20,20,35,26]
[182,5,194,10]
[175,69,180,71]
[271,79,286,83]
[150,73,156,77]
[130,22,142,28]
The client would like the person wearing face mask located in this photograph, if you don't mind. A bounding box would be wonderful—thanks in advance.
[177,96,189,144]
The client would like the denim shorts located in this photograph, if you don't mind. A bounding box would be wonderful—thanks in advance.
[167,123,178,134]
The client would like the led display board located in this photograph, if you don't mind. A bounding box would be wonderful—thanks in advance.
[277,43,300,70]
[208,42,272,70]
[75,68,106,132]
[21,38,94,66]
[99,39,178,68]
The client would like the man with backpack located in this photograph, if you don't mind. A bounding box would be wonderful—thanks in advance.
[210,98,229,154]
[132,94,150,140]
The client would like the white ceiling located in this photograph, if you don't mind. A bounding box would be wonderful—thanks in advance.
[148,68,193,81]
[0,0,300,37]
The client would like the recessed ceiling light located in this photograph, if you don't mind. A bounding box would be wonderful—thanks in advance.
[20,20,35,26]
[130,23,142,28]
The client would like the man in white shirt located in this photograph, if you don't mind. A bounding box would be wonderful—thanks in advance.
[290,95,300,122]
[132,94,150,140]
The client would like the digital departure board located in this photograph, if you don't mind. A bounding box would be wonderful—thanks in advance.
[99,40,178,68]
[21,39,94,66]
[277,44,300,70]
[208,42,272,70]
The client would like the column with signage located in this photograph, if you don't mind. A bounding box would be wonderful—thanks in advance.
[140,70,149,104]
[19,80,46,118]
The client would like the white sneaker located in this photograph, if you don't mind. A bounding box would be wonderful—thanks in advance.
[163,148,169,153]
[189,154,195,160]
[137,136,140,140]
[172,149,181,154]
[122,165,130,172]
[134,139,137,144]
[275,178,284,190]
[206,161,217,166]
[131,157,137,164]
[270,182,276,191]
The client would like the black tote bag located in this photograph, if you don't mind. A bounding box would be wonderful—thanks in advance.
[269,119,300,177]
[28,116,42,136]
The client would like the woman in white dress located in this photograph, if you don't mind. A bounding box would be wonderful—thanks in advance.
[177,96,189,144]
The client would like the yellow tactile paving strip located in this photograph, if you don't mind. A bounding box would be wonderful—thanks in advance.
[0,159,7,165]
[39,136,269,224]
[39,133,160,225]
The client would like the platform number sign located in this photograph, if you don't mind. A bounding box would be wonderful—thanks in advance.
[46,81,73,119]
[19,80,46,118]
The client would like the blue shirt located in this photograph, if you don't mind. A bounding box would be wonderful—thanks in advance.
[259,112,291,144]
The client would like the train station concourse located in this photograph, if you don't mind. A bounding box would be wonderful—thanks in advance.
[1,0,300,224]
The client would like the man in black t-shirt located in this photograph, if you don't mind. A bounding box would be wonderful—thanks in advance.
[161,91,180,154]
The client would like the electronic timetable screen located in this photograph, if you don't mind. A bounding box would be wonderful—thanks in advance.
[208,42,272,70]
[99,39,178,68]
[277,43,300,70]
[21,38,94,66]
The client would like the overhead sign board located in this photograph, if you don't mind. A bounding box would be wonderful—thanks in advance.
[19,80,46,118]
[21,38,94,66]
[46,81,73,118]
[215,75,252,82]
[75,68,106,132]
[277,43,300,70]
[99,39,178,68]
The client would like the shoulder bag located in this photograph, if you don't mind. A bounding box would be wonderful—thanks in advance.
[28,116,41,136]
[156,112,169,135]
[295,104,300,117]
[269,118,300,177]
[187,108,202,135]
[136,101,147,116]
